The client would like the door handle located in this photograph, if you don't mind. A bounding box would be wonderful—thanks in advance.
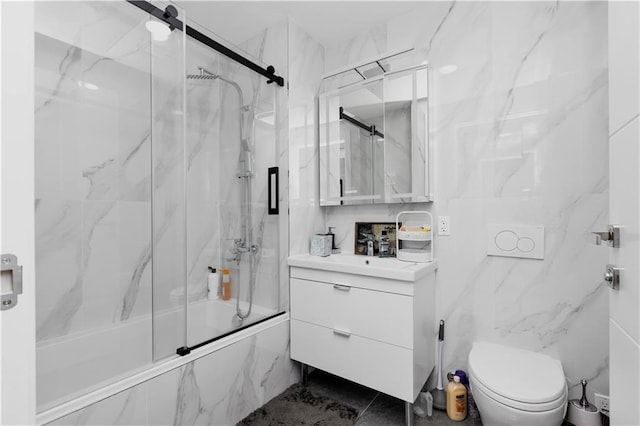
[603,264,620,290]
[1,254,23,310]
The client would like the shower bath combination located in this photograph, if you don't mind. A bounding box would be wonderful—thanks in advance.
[187,66,258,327]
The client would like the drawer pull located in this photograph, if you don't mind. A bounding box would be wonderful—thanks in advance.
[333,284,351,292]
[333,329,351,338]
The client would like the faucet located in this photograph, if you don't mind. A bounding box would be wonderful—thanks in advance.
[226,238,259,265]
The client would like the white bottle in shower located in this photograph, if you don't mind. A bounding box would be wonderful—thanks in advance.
[207,267,220,300]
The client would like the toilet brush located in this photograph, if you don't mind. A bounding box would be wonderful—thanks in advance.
[431,320,447,410]
[566,380,601,426]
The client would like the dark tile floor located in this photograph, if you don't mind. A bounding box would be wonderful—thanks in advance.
[305,370,483,425]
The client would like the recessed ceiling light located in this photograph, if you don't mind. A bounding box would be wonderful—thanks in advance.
[145,20,170,42]
[438,64,458,75]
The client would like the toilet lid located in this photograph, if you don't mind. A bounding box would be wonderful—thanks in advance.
[468,342,566,405]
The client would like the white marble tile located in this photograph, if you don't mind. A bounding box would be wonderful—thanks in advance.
[147,320,297,425]
[35,199,83,342]
[324,25,388,79]
[46,384,148,426]
[288,21,327,256]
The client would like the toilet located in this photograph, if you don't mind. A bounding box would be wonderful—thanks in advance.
[468,342,568,426]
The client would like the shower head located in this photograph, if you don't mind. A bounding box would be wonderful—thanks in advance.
[186,66,250,152]
[186,67,219,80]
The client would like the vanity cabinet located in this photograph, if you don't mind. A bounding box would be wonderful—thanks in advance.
[288,255,437,419]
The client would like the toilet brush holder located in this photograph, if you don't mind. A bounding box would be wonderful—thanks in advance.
[566,380,601,426]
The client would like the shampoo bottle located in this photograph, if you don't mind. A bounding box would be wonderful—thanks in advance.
[207,267,220,300]
[446,375,467,421]
[222,269,231,301]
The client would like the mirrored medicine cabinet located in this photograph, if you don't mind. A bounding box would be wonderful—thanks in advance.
[318,58,431,206]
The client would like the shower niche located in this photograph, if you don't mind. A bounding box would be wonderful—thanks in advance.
[318,53,431,206]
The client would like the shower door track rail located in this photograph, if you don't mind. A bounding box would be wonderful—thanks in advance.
[339,106,385,138]
[176,311,286,356]
[126,0,285,87]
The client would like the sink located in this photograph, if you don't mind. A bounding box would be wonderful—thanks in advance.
[288,253,437,282]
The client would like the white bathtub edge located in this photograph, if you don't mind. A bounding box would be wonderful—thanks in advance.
[36,312,291,425]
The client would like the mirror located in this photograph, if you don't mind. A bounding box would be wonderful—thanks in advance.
[319,64,431,206]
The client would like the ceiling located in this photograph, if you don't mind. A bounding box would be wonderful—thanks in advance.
[177,1,425,48]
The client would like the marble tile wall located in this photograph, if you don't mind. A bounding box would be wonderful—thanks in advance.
[35,1,155,343]
[290,1,609,400]
[287,20,326,255]
[34,1,167,408]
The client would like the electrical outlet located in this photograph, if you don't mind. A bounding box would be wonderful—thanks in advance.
[438,216,450,236]
[594,393,610,416]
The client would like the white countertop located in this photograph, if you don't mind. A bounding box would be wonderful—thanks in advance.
[288,253,438,282]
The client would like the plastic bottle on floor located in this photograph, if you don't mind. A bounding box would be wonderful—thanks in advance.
[446,375,467,421]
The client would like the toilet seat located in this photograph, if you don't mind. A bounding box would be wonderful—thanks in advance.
[470,370,566,412]
[469,342,567,412]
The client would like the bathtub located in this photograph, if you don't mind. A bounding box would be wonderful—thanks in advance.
[37,297,280,412]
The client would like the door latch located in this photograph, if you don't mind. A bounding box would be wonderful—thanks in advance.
[603,264,620,290]
[592,225,620,248]
[1,254,23,310]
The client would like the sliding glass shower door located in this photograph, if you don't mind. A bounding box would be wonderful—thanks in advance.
[34,0,186,410]
[34,0,285,412]
[183,22,283,349]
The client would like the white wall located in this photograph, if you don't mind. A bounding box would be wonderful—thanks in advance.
[1,1,37,424]
[607,1,640,424]
[289,1,609,400]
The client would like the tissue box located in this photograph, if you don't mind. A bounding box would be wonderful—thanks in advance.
[310,234,332,257]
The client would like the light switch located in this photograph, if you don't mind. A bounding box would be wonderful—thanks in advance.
[487,224,544,260]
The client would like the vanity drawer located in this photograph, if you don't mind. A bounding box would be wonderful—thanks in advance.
[291,319,413,402]
[290,278,413,349]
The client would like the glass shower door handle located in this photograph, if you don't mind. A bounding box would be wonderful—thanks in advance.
[1,254,22,311]
[268,167,279,215]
